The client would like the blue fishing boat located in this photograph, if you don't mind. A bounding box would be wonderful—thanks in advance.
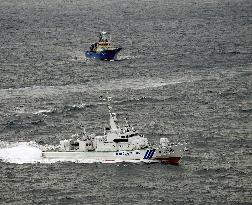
[85,32,122,61]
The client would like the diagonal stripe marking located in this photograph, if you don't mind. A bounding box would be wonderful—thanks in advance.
[143,150,149,159]
[146,149,153,159]
[148,149,156,159]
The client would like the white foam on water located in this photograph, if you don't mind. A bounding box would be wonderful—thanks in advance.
[33,109,53,115]
[116,55,139,61]
[0,141,42,164]
[0,76,200,99]
[71,103,86,109]
[0,142,99,164]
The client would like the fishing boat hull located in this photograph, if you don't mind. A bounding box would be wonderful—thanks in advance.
[85,48,122,60]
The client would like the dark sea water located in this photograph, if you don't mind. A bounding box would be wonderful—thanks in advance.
[0,0,251,204]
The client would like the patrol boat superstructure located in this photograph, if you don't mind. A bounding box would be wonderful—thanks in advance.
[42,97,186,165]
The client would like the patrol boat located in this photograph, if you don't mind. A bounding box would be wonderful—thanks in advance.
[85,32,122,60]
[42,97,186,165]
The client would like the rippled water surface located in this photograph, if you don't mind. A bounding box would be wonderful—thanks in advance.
[0,0,251,204]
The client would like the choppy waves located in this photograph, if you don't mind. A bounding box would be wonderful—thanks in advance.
[0,76,200,99]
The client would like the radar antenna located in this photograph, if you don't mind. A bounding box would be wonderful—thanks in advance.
[124,117,130,127]
[105,93,118,131]
[106,93,112,113]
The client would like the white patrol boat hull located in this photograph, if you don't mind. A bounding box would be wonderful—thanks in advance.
[41,96,186,165]
[42,148,182,165]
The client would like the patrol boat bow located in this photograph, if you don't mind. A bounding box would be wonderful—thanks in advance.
[42,97,186,165]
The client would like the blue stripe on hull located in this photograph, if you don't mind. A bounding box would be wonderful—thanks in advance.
[148,149,155,159]
[143,149,156,160]
[143,150,149,159]
[147,150,153,159]
[146,150,152,159]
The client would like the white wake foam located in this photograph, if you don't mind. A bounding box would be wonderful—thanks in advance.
[0,141,42,164]
[33,109,53,115]
[0,76,200,99]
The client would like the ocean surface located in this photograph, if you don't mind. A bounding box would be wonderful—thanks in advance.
[0,0,251,204]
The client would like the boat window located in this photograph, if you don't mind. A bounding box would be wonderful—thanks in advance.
[159,151,161,153]
[136,152,140,154]
[121,136,125,138]
[116,153,118,155]
[119,153,122,155]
